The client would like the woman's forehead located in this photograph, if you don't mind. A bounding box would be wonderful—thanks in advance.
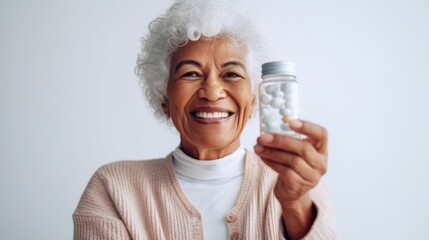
[170,38,248,64]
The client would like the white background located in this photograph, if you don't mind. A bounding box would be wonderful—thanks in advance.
[1,0,428,239]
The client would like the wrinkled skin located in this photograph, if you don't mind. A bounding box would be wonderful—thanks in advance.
[164,38,255,160]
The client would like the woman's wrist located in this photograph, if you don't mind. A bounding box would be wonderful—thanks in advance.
[281,194,317,240]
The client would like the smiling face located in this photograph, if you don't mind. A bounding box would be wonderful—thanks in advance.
[164,38,255,160]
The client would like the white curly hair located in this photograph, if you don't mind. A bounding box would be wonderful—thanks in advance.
[136,0,267,122]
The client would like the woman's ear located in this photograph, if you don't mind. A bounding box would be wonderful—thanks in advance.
[248,94,256,120]
[162,97,170,117]
[251,94,256,112]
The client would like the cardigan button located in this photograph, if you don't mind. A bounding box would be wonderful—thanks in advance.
[226,213,237,223]
[230,231,239,240]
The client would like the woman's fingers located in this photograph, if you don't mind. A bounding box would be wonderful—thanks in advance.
[254,120,329,206]
[288,119,328,154]
[258,156,317,202]
[256,133,326,172]
[254,146,321,183]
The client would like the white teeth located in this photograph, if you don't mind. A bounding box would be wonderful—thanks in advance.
[195,112,229,119]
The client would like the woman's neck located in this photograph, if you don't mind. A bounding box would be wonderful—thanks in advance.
[179,140,241,160]
[172,146,246,181]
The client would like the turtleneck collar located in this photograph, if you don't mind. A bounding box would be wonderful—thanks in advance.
[172,146,246,182]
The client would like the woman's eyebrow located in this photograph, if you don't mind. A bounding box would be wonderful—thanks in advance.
[174,60,201,73]
[222,61,246,70]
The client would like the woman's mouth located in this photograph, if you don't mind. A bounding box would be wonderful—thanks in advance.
[192,111,232,119]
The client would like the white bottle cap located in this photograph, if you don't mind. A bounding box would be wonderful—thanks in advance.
[262,61,296,76]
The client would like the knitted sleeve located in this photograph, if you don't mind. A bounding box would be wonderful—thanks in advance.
[302,181,337,240]
[73,169,131,240]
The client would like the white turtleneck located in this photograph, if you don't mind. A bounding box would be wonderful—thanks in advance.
[172,147,246,240]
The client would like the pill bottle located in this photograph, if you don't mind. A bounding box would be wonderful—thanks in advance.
[259,61,300,137]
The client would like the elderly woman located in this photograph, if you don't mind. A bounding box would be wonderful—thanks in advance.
[73,0,336,239]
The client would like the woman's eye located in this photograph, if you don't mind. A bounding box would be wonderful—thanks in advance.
[182,71,201,78]
[224,72,241,78]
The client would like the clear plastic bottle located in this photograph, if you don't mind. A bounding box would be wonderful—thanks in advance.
[259,61,300,137]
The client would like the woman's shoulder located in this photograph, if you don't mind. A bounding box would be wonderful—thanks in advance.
[94,155,173,182]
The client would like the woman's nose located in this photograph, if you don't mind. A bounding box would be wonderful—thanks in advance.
[197,74,227,101]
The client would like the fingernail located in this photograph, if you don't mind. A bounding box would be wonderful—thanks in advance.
[289,119,303,128]
[254,145,263,153]
[282,116,290,123]
[260,134,274,143]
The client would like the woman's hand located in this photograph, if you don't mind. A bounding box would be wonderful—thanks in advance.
[254,119,328,239]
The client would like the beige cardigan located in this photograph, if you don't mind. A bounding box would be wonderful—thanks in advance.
[73,151,336,240]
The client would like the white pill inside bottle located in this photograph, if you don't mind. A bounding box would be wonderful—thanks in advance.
[258,61,300,138]
[273,89,284,98]
[269,97,284,109]
[279,107,292,117]
[265,84,278,95]
[260,106,271,117]
[260,94,271,105]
